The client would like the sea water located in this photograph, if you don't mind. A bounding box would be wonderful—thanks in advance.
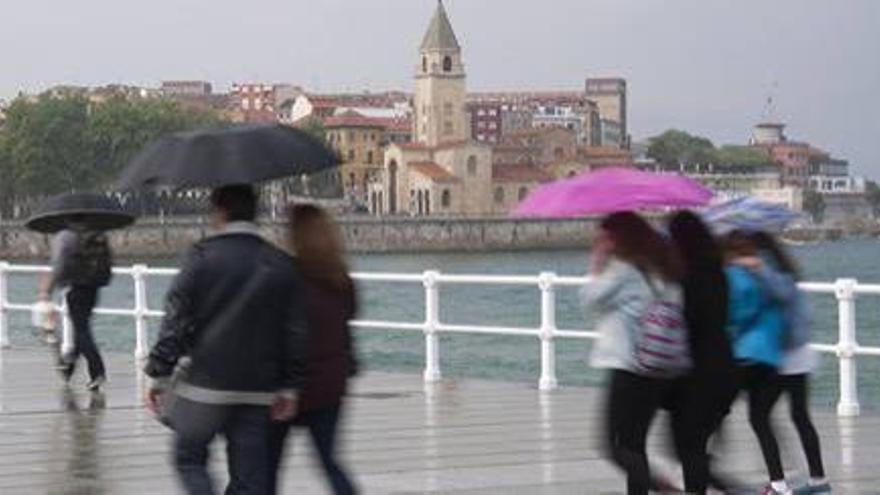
[4,238,879,410]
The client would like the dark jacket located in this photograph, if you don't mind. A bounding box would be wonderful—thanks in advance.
[682,263,735,376]
[144,227,307,405]
[298,278,358,413]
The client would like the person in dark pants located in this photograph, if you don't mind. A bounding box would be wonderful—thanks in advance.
[144,185,308,495]
[666,211,738,494]
[65,286,106,385]
[750,232,830,494]
[268,204,358,495]
[723,231,789,495]
[582,212,683,495]
[39,226,111,391]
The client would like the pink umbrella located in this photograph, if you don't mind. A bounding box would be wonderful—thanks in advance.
[513,167,713,218]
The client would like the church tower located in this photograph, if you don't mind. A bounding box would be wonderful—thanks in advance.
[414,1,469,147]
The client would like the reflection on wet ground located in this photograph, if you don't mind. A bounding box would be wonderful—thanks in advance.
[1,349,880,494]
[49,389,106,495]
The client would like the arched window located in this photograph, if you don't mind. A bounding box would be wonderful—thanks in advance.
[441,189,451,208]
[443,55,452,72]
[422,56,428,73]
[518,187,529,201]
[467,156,478,176]
[367,151,374,164]
[554,147,565,160]
[567,170,577,178]
[494,187,505,204]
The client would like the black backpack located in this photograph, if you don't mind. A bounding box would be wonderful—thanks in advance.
[66,232,113,288]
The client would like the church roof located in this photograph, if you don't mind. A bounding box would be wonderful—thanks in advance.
[420,1,460,52]
[410,161,460,183]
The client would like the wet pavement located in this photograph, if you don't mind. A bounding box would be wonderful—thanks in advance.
[0,348,879,494]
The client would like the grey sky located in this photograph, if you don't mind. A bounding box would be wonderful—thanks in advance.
[2,0,878,177]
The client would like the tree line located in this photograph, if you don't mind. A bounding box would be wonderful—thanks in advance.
[0,93,223,219]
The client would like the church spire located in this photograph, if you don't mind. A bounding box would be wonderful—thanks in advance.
[420,1,460,52]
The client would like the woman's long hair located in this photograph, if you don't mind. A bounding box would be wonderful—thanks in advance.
[750,231,801,280]
[667,210,724,274]
[600,212,681,282]
[287,204,351,290]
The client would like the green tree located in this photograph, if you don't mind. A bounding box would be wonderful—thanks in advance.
[647,129,715,168]
[0,93,224,217]
[298,117,327,144]
[712,145,774,168]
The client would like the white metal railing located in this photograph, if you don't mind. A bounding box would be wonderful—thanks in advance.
[0,262,878,417]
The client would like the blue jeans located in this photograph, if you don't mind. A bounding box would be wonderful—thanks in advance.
[169,397,270,495]
[268,404,357,495]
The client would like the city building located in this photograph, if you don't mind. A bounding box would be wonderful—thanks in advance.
[372,1,493,216]
[490,163,554,214]
[585,78,628,148]
[325,112,412,205]
[229,83,281,123]
[160,81,212,97]
[468,101,503,143]
[288,92,410,124]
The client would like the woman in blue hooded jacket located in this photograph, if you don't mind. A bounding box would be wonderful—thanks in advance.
[723,231,789,495]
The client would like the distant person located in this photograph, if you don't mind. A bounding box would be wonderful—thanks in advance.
[38,218,113,391]
[143,185,307,495]
[582,212,685,495]
[750,231,830,495]
[268,204,359,495]
[666,211,739,494]
[723,231,789,495]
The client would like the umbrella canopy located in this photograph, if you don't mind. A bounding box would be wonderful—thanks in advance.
[117,124,340,190]
[26,193,135,234]
[702,196,805,234]
[513,167,714,218]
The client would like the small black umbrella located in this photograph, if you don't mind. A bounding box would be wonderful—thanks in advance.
[26,193,136,234]
[116,124,340,190]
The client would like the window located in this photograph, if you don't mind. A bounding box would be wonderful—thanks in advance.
[494,187,505,204]
[443,55,452,72]
[488,109,497,116]
[467,155,478,176]
[478,109,486,116]
[488,122,497,130]
[348,150,355,161]
[518,187,529,201]
[478,121,486,129]
[347,131,354,142]
[442,189,451,208]
[444,121,454,135]
[444,102,453,115]
[367,151,374,164]
[554,147,565,160]
[422,56,428,73]
[349,173,356,187]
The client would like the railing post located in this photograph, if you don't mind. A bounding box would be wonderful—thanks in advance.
[423,270,441,384]
[133,264,150,362]
[538,272,558,391]
[0,262,10,349]
[834,278,860,417]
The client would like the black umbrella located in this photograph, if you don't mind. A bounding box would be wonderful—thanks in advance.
[117,124,340,190]
[26,193,136,234]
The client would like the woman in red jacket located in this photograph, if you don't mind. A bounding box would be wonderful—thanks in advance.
[268,204,359,495]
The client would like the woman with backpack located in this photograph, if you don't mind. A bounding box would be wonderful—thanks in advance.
[582,211,684,495]
[749,231,830,494]
[723,231,789,495]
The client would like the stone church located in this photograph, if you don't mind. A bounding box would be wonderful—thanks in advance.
[371,1,494,216]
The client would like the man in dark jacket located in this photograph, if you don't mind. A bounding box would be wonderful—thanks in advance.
[144,185,307,495]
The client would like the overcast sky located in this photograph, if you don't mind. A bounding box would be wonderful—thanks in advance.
[2,0,878,177]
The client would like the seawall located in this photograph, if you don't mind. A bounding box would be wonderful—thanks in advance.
[0,217,601,259]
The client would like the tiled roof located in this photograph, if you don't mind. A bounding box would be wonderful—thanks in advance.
[492,163,554,183]
[324,113,388,129]
[410,162,460,183]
